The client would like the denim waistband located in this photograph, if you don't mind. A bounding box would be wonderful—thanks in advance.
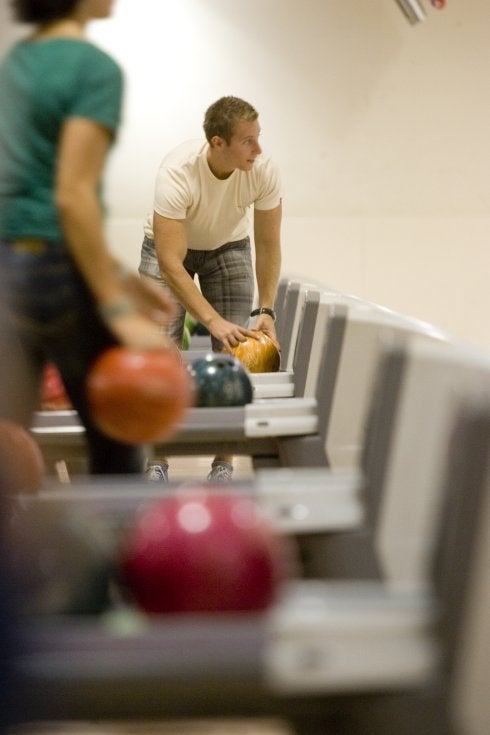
[1,238,66,254]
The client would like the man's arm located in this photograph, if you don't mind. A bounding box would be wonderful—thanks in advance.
[253,202,282,345]
[153,213,256,350]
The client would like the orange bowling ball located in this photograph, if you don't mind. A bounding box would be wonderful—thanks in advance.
[230,330,280,373]
[86,346,193,445]
[0,419,45,493]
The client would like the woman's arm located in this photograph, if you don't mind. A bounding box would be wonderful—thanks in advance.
[55,118,175,349]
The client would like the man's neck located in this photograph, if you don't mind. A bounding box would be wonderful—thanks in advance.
[206,147,234,180]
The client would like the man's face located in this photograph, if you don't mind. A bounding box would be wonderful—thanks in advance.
[221,119,262,172]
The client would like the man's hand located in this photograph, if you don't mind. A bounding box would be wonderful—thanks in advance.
[254,314,281,352]
[207,315,259,352]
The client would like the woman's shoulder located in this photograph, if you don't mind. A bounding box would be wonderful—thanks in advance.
[63,39,121,75]
[10,37,121,74]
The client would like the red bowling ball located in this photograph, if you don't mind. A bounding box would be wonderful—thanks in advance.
[40,362,72,410]
[86,346,193,445]
[118,490,296,614]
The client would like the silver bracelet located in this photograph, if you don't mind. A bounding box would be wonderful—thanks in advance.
[98,297,135,322]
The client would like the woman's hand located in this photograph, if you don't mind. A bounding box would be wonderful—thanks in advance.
[120,268,176,327]
[99,265,179,352]
[107,311,179,353]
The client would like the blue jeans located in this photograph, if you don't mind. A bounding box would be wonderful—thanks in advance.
[0,240,144,474]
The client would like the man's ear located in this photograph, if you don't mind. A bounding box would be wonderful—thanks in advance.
[210,135,225,149]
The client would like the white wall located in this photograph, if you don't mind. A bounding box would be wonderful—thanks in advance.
[4,0,490,347]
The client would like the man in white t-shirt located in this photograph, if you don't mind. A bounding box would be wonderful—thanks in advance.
[139,96,283,483]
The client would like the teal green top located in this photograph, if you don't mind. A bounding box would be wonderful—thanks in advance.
[0,38,123,241]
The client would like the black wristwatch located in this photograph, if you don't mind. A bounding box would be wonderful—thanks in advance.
[250,307,276,321]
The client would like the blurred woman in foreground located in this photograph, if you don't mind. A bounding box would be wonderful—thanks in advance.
[0,0,175,473]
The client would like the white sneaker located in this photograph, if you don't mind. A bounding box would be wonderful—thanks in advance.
[207,461,233,483]
[145,463,169,482]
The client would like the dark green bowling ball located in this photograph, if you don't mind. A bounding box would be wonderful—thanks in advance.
[9,501,115,616]
[187,352,253,407]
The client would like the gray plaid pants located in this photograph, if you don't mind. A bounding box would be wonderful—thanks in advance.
[139,235,254,351]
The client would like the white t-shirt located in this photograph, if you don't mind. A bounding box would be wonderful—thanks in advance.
[143,139,282,250]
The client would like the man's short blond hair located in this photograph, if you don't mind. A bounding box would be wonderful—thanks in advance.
[203,96,258,144]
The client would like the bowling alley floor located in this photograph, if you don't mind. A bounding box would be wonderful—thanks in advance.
[165,454,255,482]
